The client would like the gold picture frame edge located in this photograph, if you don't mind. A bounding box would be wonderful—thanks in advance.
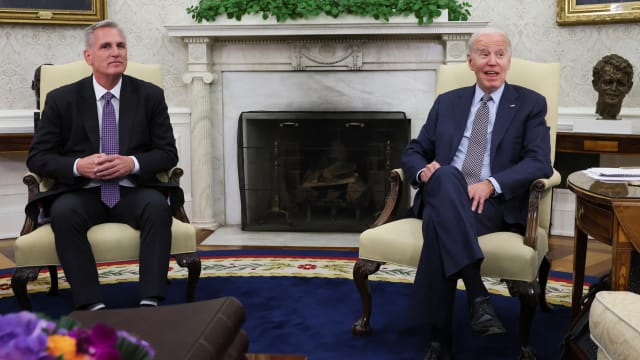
[557,0,640,25]
[0,0,107,25]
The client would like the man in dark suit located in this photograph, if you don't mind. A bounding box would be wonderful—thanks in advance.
[26,20,181,311]
[401,28,553,359]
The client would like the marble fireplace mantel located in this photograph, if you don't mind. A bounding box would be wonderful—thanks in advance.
[165,19,488,229]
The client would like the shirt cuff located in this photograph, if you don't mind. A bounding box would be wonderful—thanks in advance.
[129,156,140,174]
[488,177,502,195]
[73,158,80,176]
[414,169,425,188]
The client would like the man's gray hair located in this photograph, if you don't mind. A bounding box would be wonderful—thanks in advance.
[84,19,126,49]
[467,28,511,54]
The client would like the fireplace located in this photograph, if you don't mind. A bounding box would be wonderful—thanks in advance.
[238,111,410,232]
[165,19,487,229]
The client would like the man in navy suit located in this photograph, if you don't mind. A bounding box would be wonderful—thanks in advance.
[26,20,181,311]
[401,28,553,359]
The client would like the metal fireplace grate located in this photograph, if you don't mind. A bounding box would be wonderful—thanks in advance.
[238,111,410,232]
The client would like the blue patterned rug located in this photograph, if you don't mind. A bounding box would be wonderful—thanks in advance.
[0,249,588,359]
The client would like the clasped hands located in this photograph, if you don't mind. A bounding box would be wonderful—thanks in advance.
[419,161,494,214]
[77,153,134,180]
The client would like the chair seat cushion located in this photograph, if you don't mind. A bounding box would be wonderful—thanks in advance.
[590,291,640,360]
[14,218,196,267]
[358,218,547,281]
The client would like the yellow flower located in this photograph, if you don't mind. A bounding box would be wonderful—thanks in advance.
[47,335,88,360]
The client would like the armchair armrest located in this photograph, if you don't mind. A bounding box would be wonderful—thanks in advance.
[533,168,561,191]
[23,171,57,201]
[167,166,184,186]
[371,168,405,228]
[164,167,190,223]
[523,168,561,248]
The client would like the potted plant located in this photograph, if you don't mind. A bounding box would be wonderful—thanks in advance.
[187,0,472,25]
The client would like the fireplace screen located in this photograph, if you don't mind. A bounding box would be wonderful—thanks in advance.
[238,111,410,232]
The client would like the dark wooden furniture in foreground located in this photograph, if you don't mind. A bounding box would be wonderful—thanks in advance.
[247,355,308,360]
[71,297,249,360]
[0,133,32,152]
[557,132,640,154]
[567,171,640,320]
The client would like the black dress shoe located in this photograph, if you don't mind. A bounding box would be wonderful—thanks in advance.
[470,296,506,336]
[423,341,452,360]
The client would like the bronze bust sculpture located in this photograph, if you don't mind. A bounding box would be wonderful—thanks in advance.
[592,54,633,120]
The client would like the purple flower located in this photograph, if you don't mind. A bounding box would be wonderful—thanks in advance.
[0,312,155,360]
[0,311,56,360]
[69,323,121,360]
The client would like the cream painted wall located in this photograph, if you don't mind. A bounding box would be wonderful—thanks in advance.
[0,1,638,110]
[0,0,196,111]
[1,1,639,238]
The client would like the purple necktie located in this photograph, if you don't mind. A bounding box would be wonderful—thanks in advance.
[461,94,491,184]
[100,92,120,207]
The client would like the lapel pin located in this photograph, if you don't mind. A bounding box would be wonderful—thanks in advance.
[510,104,517,108]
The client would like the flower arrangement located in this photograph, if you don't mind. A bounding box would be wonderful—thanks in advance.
[0,311,155,360]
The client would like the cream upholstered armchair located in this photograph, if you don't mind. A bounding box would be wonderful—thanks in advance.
[590,290,640,360]
[351,58,561,359]
[11,61,201,310]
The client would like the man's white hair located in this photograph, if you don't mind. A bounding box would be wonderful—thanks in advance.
[467,28,511,54]
[84,19,126,49]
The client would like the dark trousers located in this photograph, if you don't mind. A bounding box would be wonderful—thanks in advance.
[49,186,172,307]
[411,166,508,329]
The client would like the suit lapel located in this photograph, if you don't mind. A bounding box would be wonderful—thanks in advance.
[448,86,475,159]
[118,75,137,153]
[490,83,519,156]
[79,77,100,152]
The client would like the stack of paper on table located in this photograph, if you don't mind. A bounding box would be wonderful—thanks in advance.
[583,167,640,182]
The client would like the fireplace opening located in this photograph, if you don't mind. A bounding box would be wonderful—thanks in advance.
[238,111,410,232]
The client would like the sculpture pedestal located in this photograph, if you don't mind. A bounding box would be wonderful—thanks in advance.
[573,118,640,135]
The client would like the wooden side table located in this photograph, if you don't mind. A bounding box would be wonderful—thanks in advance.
[557,132,640,154]
[0,133,33,153]
[0,133,32,153]
[567,171,640,319]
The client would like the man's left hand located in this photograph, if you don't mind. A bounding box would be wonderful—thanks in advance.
[467,180,494,214]
[94,154,134,179]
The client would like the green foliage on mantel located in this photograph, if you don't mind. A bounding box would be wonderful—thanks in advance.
[186,0,472,25]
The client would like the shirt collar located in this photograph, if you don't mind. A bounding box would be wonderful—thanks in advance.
[93,76,122,101]
[474,83,505,105]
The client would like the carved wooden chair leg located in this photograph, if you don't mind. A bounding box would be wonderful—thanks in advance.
[11,267,41,311]
[174,252,202,302]
[507,280,539,360]
[47,265,59,296]
[352,258,383,336]
[537,255,553,312]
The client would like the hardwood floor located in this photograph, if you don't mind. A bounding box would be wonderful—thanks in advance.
[0,230,613,277]
[547,234,612,278]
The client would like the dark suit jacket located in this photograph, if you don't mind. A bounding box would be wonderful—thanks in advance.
[402,82,553,226]
[25,74,183,220]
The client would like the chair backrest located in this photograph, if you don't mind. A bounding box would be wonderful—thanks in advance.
[436,58,561,233]
[39,60,163,110]
[435,58,561,164]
